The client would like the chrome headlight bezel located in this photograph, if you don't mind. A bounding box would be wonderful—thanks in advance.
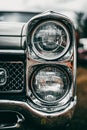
[30,20,71,60]
[29,65,72,106]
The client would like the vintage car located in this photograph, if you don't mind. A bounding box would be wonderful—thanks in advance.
[0,11,76,129]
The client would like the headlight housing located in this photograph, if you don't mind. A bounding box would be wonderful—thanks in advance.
[25,11,76,115]
[31,20,71,60]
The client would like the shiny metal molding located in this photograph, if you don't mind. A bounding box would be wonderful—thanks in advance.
[0,49,25,54]
[0,22,26,49]
[0,97,77,118]
[0,35,27,50]
[22,11,75,36]
[0,22,25,36]
[0,36,21,49]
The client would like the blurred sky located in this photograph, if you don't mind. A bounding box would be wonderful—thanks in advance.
[0,0,87,13]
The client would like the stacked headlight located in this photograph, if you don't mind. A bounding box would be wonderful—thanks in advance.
[30,65,71,104]
[31,20,70,60]
[26,11,76,115]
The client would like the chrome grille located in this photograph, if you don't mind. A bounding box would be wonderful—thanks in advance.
[0,62,25,93]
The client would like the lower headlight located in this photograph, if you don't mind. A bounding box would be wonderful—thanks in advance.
[30,65,71,104]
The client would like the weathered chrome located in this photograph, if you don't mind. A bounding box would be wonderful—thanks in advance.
[0,11,77,128]
[0,98,76,127]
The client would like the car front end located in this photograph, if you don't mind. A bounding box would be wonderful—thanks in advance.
[0,11,76,129]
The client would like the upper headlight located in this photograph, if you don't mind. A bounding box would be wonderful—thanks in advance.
[31,20,70,60]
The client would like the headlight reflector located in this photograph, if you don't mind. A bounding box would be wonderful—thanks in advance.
[31,21,70,60]
[31,66,70,104]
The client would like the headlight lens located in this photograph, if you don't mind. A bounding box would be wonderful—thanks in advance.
[31,66,70,104]
[31,21,70,60]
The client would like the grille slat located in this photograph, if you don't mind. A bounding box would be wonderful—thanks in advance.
[0,62,25,93]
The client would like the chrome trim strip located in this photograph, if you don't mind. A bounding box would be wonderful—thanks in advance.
[0,97,76,117]
[0,50,25,54]
[0,22,24,36]
[0,36,21,49]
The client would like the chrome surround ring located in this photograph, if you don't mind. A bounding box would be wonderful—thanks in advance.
[31,20,71,60]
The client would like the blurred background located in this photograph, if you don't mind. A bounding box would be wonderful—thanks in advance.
[0,0,87,129]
